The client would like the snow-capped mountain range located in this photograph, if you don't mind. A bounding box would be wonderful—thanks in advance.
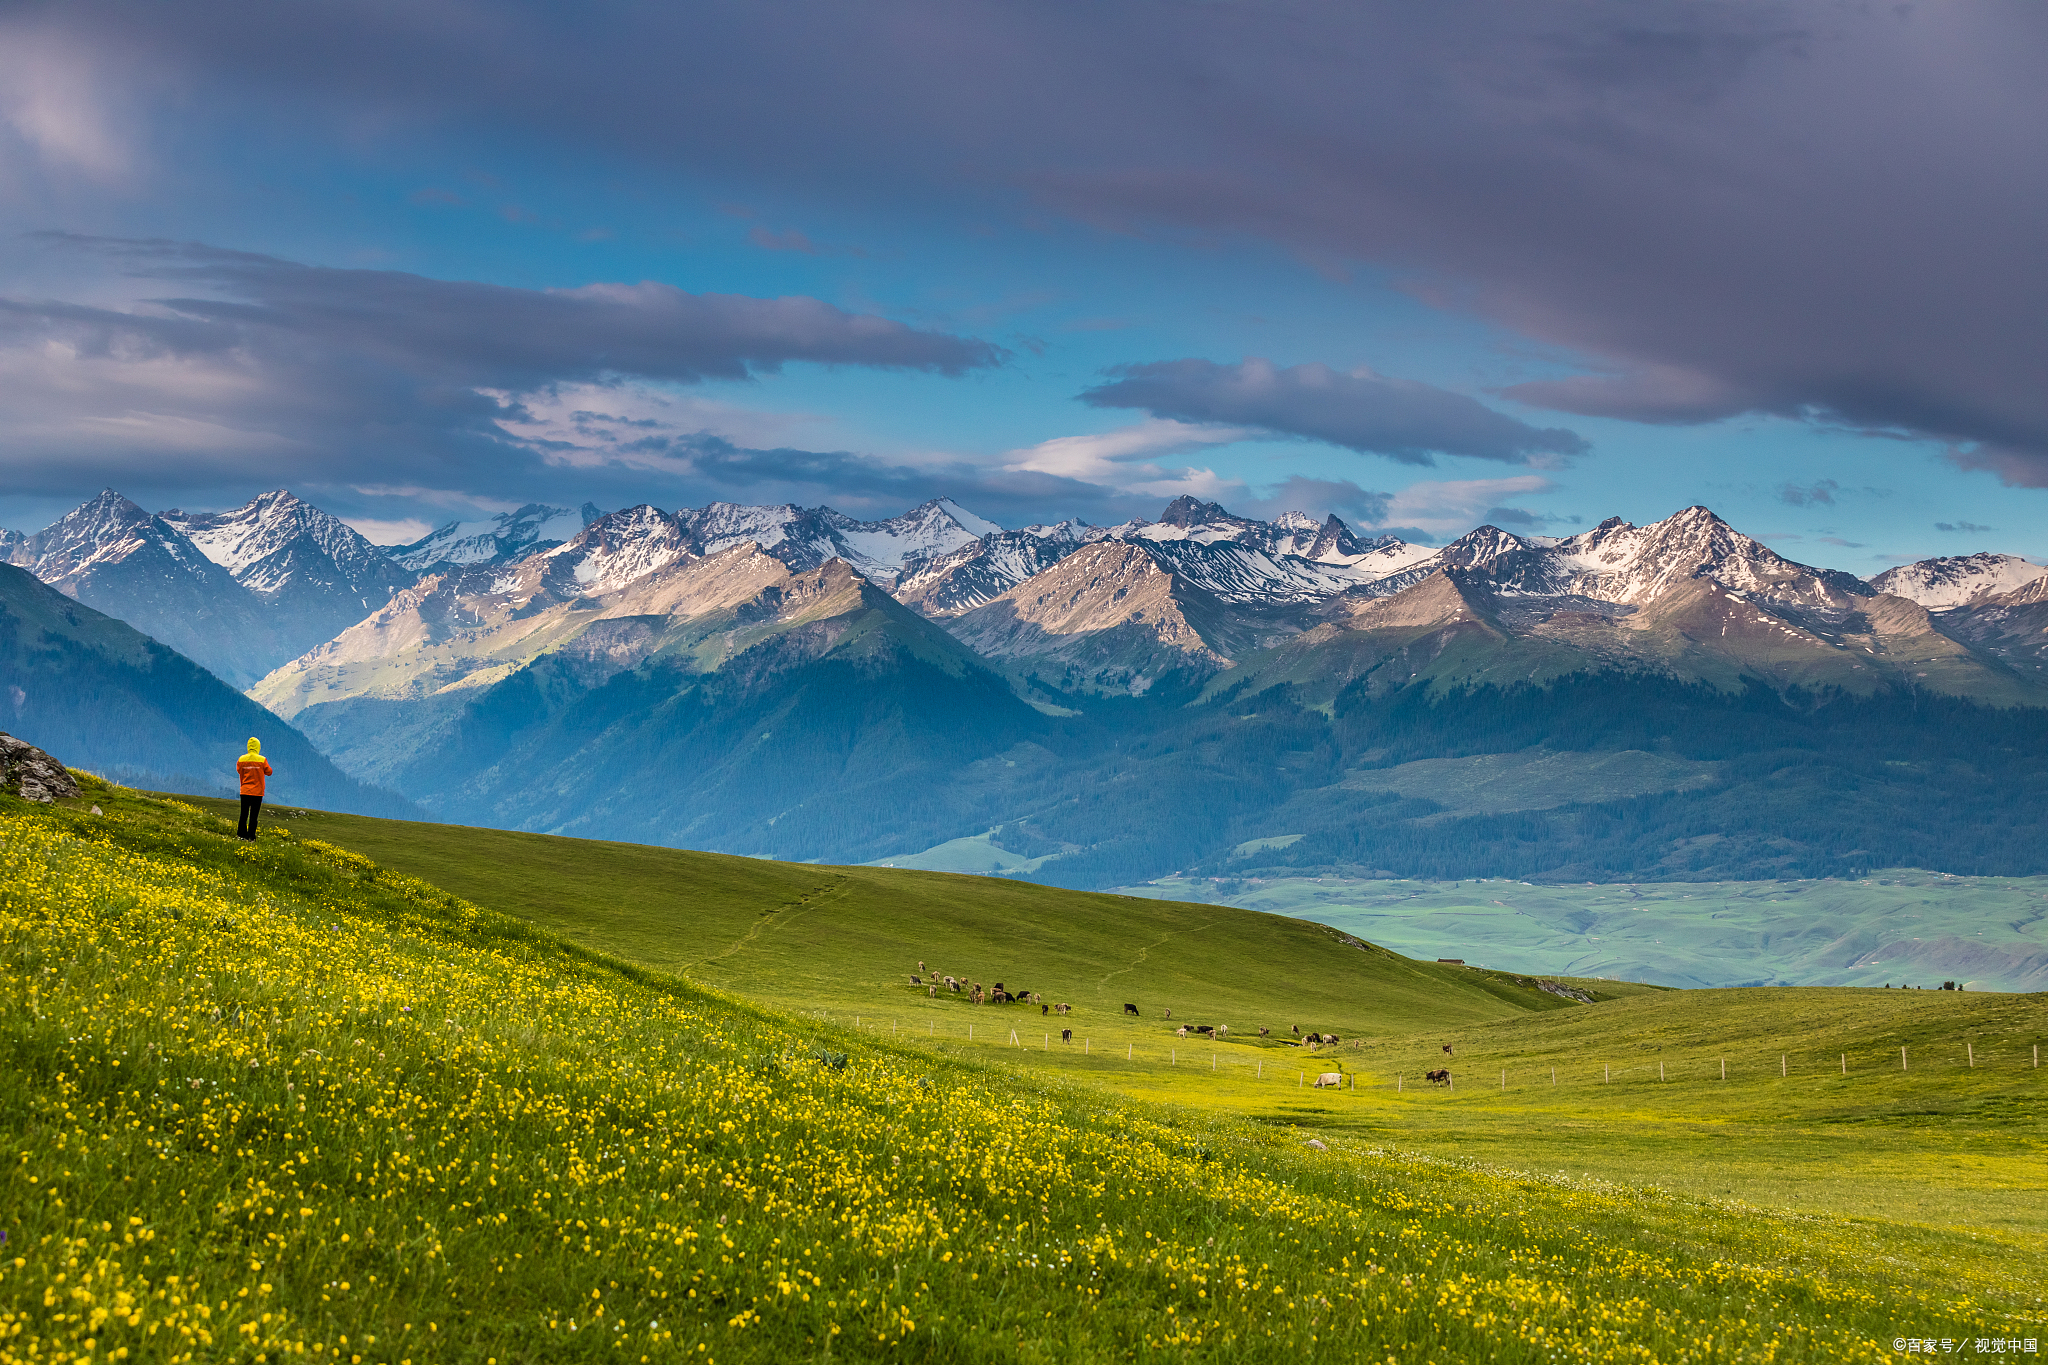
[7,485,2047,701]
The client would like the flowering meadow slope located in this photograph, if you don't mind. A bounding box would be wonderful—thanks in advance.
[0,781,2034,1362]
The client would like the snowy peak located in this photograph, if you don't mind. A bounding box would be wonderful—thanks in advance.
[20,489,218,587]
[391,503,599,572]
[544,504,695,596]
[824,497,996,571]
[161,490,408,601]
[682,498,999,574]
[1868,553,2048,609]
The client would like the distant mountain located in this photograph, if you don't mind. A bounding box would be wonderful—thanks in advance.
[390,503,602,572]
[946,539,1240,696]
[682,497,998,575]
[1869,552,2048,608]
[893,521,1094,617]
[0,562,409,813]
[2,490,284,687]
[161,490,416,662]
[253,525,1040,858]
[16,480,2048,887]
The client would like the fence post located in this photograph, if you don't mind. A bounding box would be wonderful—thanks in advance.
[1659,1061,1665,1082]
[1500,1069,1505,1091]
[1967,1042,1974,1068]
[1902,1046,1908,1071]
[1127,1043,1132,1060]
[1398,1073,1402,1092]
[1551,1067,1556,1085]
[1840,1053,1845,1075]
[1781,1055,1786,1078]
[1299,1072,1303,1088]
[1604,1063,1609,1083]
[1720,1058,1726,1081]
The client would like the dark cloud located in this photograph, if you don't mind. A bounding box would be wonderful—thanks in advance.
[1079,358,1587,465]
[21,1,2037,478]
[0,235,1002,499]
[1935,521,1994,534]
[33,234,999,383]
[1777,479,1839,507]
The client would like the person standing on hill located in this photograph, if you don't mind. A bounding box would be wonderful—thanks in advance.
[235,738,272,840]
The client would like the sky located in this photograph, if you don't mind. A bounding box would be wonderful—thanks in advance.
[1,1,2045,572]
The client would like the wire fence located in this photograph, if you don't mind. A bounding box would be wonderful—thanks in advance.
[828,1015,2045,1093]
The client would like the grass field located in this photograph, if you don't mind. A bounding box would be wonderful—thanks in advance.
[178,802,1578,1043]
[199,801,2048,1265]
[12,786,2043,1360]
[1125,871,2048,993]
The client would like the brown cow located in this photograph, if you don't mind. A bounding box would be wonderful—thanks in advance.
[1426,1068,1451,1086]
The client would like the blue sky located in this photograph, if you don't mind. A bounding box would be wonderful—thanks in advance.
[1,2,2044,574]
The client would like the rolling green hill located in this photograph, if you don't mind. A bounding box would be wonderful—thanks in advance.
[17,778,2043,1361]
[201,796,2048,1254]
[0,563,410,813]
[178,796,1577,1039]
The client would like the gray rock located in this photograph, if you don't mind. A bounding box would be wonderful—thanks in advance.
[0,732,81,804]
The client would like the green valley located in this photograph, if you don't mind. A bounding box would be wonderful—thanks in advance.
[1124,870,2048,992]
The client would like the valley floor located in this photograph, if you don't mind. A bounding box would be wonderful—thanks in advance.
[1123,871,2048,993]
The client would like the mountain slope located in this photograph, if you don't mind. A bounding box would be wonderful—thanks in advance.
[0,563,407,811]
[390,502,600,572]
[3,490,284,687]
[161,489,417,661]
[1870,552,2048,607]
[254,506,1050,856]
[946,539,1241,695]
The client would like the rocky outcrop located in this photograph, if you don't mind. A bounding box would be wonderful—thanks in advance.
[0,732,81,803]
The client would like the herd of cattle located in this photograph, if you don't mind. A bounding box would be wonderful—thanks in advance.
[907,963,1348,1048]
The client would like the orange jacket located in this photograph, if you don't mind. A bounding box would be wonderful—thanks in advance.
[237,755,272,797]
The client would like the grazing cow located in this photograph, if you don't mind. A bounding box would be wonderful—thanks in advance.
[949,979,962,992]
[1176,1026,1189,1038]
[1123,1003,1140,1016]
[1292,1024,1301,1036]
[1327,1034,1340,1044]
[1442,1044,1453,1056]
[910,975,921,985]
[1041,1003,1049,1016]
[1164,1008,1172,1020]
[1312,1072,1343,1089]
[1305,1032,1324,1045]
[1426,1068,1451,1086]
[971,985,985,1004]
[918,960,926,972]
[1061,1028,1072,1043]
[1258,1027,1270,1037]
[1032,992,1042,1005]
[1216,1024,1229,1038]
[928,986,937,998]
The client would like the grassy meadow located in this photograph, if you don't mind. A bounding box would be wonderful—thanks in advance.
[1,785,2040,1361]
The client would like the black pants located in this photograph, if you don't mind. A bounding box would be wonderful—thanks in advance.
[237,794,263,839]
